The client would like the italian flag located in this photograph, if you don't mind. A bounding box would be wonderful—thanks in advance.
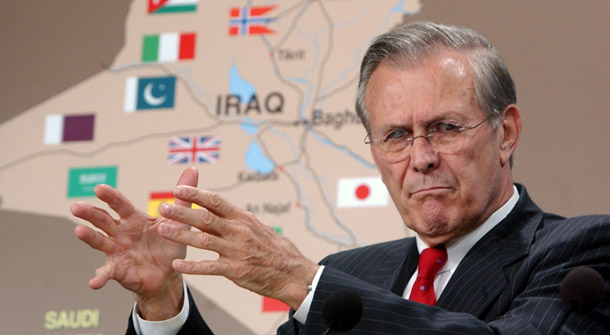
[148,0,198,14]
[142,32,196,63]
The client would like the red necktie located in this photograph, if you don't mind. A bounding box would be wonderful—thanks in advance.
[409,245,447,305]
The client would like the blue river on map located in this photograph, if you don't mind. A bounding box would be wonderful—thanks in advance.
[229,64,256,102]
[245,140,275,174]
[239,120,275,174]
[231,64,276,174]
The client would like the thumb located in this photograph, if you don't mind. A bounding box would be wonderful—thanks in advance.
[174,167,198,208]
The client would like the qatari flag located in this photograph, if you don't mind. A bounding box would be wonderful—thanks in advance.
[44,113,95,145]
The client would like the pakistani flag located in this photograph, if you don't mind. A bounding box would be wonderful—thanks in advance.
[124,76,176,112]
[148,0,198,14]
[142,32,196,63]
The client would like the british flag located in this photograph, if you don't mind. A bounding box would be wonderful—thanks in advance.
[168,135,220,164]
[229,5,276,36]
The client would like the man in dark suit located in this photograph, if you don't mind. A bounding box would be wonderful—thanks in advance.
[72,22,609,334]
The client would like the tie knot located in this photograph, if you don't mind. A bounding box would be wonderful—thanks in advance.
[417,245,447,278]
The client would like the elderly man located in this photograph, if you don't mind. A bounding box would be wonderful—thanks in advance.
[72,22,609,334]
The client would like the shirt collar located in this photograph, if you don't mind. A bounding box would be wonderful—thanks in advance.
[416,185,520,271]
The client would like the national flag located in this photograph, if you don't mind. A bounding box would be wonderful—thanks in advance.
[67,166,117,198]
[44,113,95,145]
[142,32,196,63]
[168,135,221,164]
[124,76,176,112]
[148,0,198,14]
[229,6,276,36]
[336,177,389,208]
[148,191,201,217]
[262,297,290,312]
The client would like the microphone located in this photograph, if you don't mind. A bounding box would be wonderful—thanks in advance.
[548,266,605,334]
[321,289,363,334]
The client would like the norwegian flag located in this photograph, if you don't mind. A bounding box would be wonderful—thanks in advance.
[229,5,276,36]
[168,135,220,164]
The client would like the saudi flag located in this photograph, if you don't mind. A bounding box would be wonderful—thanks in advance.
[142,32,196,63]
[148,0,198,14]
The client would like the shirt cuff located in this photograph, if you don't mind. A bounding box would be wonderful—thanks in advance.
[132,281,190,335]
[293,265,325,324]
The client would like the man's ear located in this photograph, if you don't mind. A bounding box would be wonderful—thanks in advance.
[499,104,521,166]
[370,144,380,170]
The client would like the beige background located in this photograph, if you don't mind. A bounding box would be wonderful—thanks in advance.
[1,1,608,334]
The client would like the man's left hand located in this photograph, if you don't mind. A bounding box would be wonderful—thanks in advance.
[157,185,320,310]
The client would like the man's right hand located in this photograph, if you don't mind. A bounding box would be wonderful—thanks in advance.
[71,167,199,320]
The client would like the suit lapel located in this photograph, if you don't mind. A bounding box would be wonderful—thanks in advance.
[388,239,419,295]
[436,184,543,317]
[436,233,507,316]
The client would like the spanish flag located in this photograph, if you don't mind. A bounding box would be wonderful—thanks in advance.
[148,191,200,217]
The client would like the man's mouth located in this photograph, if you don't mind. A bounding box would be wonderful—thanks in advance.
[410,186,451,196]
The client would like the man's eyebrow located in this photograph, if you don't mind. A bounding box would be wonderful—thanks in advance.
[382,114,458,129]
[374,111,470,132]
[377,122,412,134]
[424,112,473,126]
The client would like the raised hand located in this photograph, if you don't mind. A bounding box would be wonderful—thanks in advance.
[156,185,320,310]
[71,167,198,320]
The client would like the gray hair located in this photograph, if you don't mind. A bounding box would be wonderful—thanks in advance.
[355,21,516,134]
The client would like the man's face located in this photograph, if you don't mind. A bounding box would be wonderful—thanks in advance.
[365,51,512,245]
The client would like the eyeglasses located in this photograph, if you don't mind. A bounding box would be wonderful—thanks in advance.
[364,117,490,163]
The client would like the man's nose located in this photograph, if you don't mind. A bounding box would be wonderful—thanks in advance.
[409,136,440,173]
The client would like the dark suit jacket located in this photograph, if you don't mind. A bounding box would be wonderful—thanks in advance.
[128,185,610,334]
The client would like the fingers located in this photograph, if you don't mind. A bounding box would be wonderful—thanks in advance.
[172,259,226,276]
[173,185,237,219]
[71,202,117,237]
[94,184,137,219]
[159,203,228,236]
[74,224,119,254]
[89,265,112,290]
[174,167,199,208]
[159,222,230,254]
[73,225,116,289]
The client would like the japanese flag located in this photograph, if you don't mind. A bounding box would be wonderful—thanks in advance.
[336,177,389,208]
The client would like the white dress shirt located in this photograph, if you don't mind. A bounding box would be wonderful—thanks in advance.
[132,281,189,335]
